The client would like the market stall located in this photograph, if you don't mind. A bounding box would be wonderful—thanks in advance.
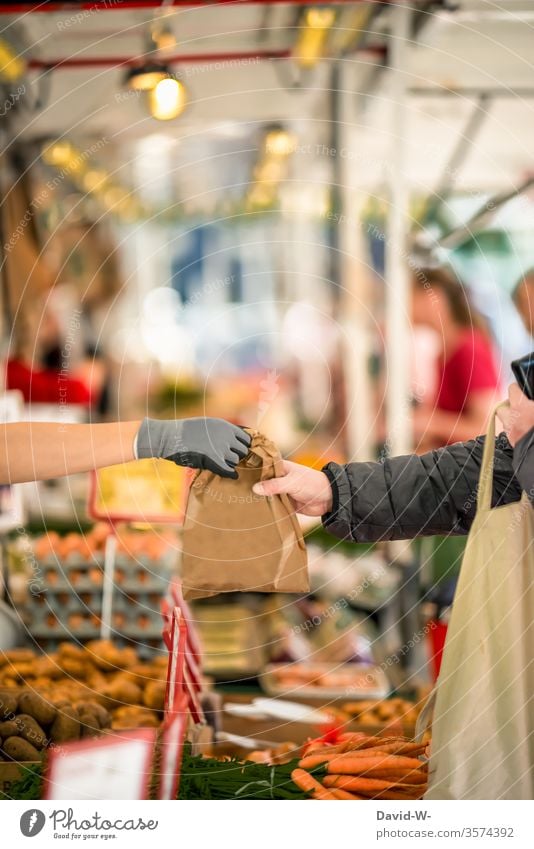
[0,0,532,811]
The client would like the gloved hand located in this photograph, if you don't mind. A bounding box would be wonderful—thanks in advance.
[135,417,251,479]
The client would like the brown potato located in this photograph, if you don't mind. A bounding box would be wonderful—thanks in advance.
[16,715,48,750]
[0,649,35,667]
[78,710,101,732]
[18,692,57,727]
[142,681,165,711]
[78,701,110,729]
[50,706,80,743]
[2,736,40,762]
[0,691,18,718]
[0,720,20,739]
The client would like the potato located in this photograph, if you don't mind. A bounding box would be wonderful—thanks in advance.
[0,720,20,739]
[142,681,165,711]
[16,715,48,750]
[0,691,18,718]
[78,710,101,733]
[57,642,86,660]
[18,692,57,726]
[111,709,159,730]
[2,736,40,761]
[58,657,87,679]
[50,706,80,743]
[0,649,35,667]
[75,701,110,729]
[98,678,142,710]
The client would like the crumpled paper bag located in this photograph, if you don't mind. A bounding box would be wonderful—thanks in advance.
[181,431,308,600]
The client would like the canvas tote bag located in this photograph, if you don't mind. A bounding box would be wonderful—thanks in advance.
[425,404,534,799]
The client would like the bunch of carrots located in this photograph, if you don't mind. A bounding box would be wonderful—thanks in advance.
[291,732,428,800]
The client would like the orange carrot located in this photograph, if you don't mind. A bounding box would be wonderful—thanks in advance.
[364,742,427,756]
[360,769,428,784]
[323,775,404,793]
[291,768,337,800]
[331,788,364,800]
[326,755,424,774]
[298,755,332,770]
[371,786,427,800]
[337,732,368,743]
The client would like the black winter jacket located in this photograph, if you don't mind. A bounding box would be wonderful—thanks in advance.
[321,428,534,543]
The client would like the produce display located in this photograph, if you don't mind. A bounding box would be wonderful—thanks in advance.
[17,527,177,651]
[0,641,167,741]
[4,736,428,801]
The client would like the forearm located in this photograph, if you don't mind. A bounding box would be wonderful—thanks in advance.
[322,433,522,542]
[0,422,140,484]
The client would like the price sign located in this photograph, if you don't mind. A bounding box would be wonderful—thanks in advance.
[44,729,156,800]
[89,459,189,523]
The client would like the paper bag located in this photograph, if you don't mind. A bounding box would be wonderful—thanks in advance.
[181,431,308,600]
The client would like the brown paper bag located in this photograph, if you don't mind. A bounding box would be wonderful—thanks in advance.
[181,431,308,600]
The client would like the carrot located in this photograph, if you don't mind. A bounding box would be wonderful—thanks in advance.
[360,769,428,784]
[337,732,368,743]
[371,786,427,800]
[298,755,332,770]
[323,775,404,793]
[365,742,427,756]
[326,755,425,774]
[331,788,364,800]
[340,736,405,751]
[291,768,337,800]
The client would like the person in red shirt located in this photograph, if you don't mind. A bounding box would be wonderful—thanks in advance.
[411,267,501,449]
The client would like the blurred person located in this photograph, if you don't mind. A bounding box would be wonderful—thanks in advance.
[252,382,533,541]
[0,417,250,485]
[5,303,102,407]
[411,267,501,449]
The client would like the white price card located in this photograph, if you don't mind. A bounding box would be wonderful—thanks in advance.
[44,728,156,800]
[158,695,188,800]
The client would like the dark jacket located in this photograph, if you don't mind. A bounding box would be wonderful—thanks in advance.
[321,428,534,543]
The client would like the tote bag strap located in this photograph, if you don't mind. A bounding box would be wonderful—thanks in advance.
[477,401,509,513]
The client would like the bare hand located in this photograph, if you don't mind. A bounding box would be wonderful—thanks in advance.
[252,460,333,516]
[501,383,534,446]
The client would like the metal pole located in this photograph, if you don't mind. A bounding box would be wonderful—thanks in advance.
[385,1,412,459]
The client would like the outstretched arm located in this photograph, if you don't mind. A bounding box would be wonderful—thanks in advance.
[253,434,522,542]
[0,421,139,484]
[0,418,251,485]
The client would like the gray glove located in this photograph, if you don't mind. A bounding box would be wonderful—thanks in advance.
[135,417,251,479]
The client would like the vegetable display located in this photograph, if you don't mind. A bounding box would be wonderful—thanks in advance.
[3,735,428,800]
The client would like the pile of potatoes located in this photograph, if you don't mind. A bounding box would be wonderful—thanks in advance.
[0,640,168,750]
[342,697,423,728]
[0,689,111,762]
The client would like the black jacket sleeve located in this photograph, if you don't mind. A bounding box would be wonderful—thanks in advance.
[321,433,522,542]
[512,426,534,503]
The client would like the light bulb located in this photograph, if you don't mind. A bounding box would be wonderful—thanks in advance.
[148,77,187,121]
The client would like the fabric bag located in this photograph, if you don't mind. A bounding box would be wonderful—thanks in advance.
[181,430,308,600]
[425,405,534,799]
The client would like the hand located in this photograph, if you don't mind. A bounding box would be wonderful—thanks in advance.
[252,460,333,516]
[500,383,534,447]
[136,417,251,478]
